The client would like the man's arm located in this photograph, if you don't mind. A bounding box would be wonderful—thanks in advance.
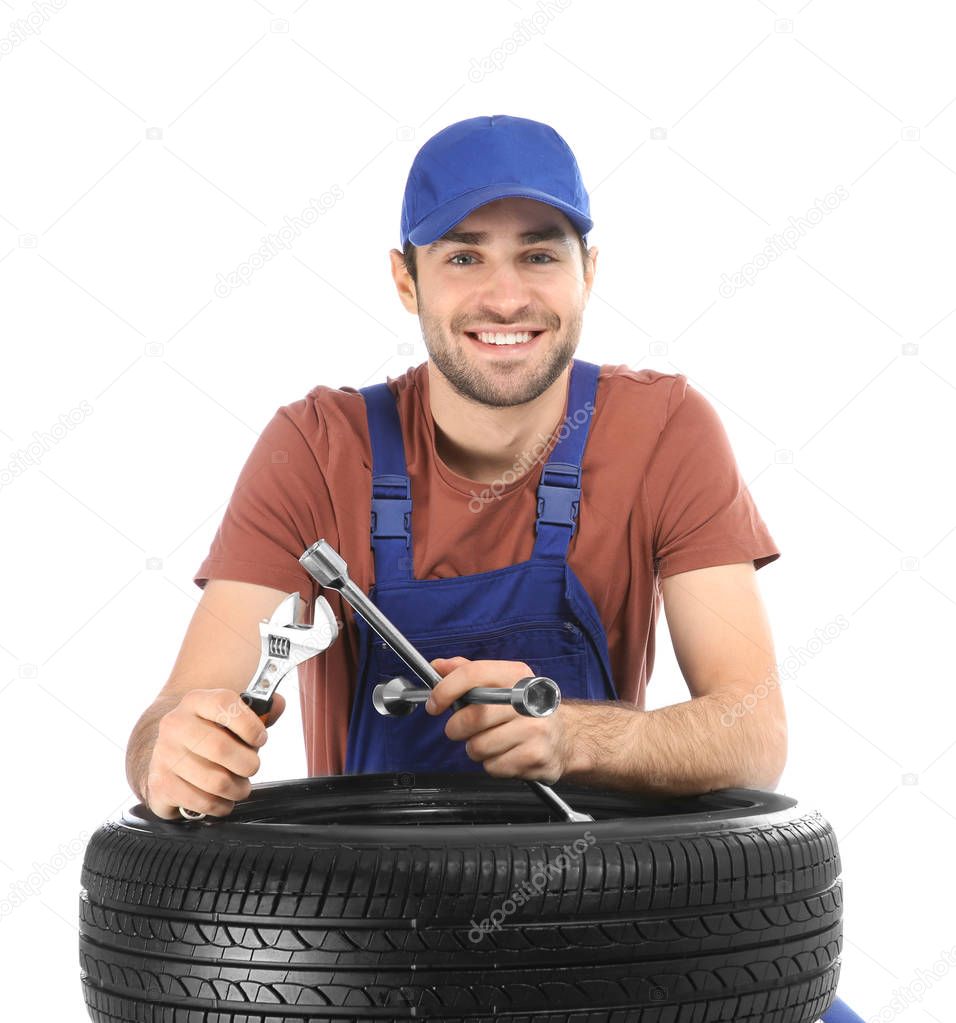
[562,561,787,795]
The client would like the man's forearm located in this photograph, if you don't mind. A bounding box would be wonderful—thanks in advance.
[560,691,786,796]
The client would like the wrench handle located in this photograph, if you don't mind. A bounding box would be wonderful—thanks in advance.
[240,690,272,723]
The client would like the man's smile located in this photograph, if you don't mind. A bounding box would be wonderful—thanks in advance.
[464,329,547,351]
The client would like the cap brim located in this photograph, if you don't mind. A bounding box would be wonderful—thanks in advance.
[408,183,592,246]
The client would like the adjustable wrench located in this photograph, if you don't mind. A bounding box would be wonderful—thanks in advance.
[178,592,338,821]
[300,539,594,824]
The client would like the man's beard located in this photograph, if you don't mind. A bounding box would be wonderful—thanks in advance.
[418,303,582,409]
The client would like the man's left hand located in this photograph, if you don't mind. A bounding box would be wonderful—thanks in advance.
[425,656,580,783]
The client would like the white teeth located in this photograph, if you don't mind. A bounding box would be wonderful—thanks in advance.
[474,331,538,346]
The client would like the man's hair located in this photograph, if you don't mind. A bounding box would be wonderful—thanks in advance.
[402,231,591,288]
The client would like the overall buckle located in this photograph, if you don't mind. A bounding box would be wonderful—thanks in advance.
[370,474,412,547]
[535,461,581,535]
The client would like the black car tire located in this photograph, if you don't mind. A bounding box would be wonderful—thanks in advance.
[79,772,842,1022]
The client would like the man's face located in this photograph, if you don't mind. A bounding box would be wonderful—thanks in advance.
[392,197,597,408]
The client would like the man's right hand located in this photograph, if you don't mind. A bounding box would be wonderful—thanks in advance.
[144,688,286,820]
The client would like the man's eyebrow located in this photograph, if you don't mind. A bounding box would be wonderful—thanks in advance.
[425,224,569,254]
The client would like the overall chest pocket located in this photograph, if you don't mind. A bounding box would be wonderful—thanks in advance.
[369,618,585,686]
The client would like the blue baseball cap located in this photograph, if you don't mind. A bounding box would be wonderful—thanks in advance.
[399,114,593,249]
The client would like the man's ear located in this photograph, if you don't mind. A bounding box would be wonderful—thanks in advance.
[389,248,419,314]
[583,245,598,301]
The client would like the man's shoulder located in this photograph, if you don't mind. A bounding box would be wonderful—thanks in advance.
[595,363,688,435]
[288,364,419,417]
[597,363,684,392]
[267,364,420,458]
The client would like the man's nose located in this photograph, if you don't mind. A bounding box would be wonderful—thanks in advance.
[471,256,538,305]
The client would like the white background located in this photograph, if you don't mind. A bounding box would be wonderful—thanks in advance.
[1,1,954,1020]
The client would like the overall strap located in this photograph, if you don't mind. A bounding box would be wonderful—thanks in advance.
[359,381,413,582]
[532,359,601,560]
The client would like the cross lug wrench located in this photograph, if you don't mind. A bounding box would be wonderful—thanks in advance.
[373,674,561,718]
[300,539,594,824]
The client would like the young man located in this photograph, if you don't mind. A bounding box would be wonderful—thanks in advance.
[128,114,785,822]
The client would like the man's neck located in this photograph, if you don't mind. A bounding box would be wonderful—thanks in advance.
[426,361,571,485]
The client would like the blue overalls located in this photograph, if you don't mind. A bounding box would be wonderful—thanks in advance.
[820,997,865,1022]
[342,356,866,1023]
[344,357,617,774]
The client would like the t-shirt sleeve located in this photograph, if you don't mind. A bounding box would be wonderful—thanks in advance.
[646,376,780,579]
[193,401,336,607]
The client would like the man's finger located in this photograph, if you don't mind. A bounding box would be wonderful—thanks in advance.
[444,702,516,741]
[461,717,532,760]
[431,656,468,673]
[425,658,532,714]
[191,691,267,748]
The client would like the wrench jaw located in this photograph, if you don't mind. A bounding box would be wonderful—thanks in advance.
[245,595,340,705]
[269,592,302,630]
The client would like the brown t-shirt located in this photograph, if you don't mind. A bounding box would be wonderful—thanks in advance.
[194,360,780,776]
